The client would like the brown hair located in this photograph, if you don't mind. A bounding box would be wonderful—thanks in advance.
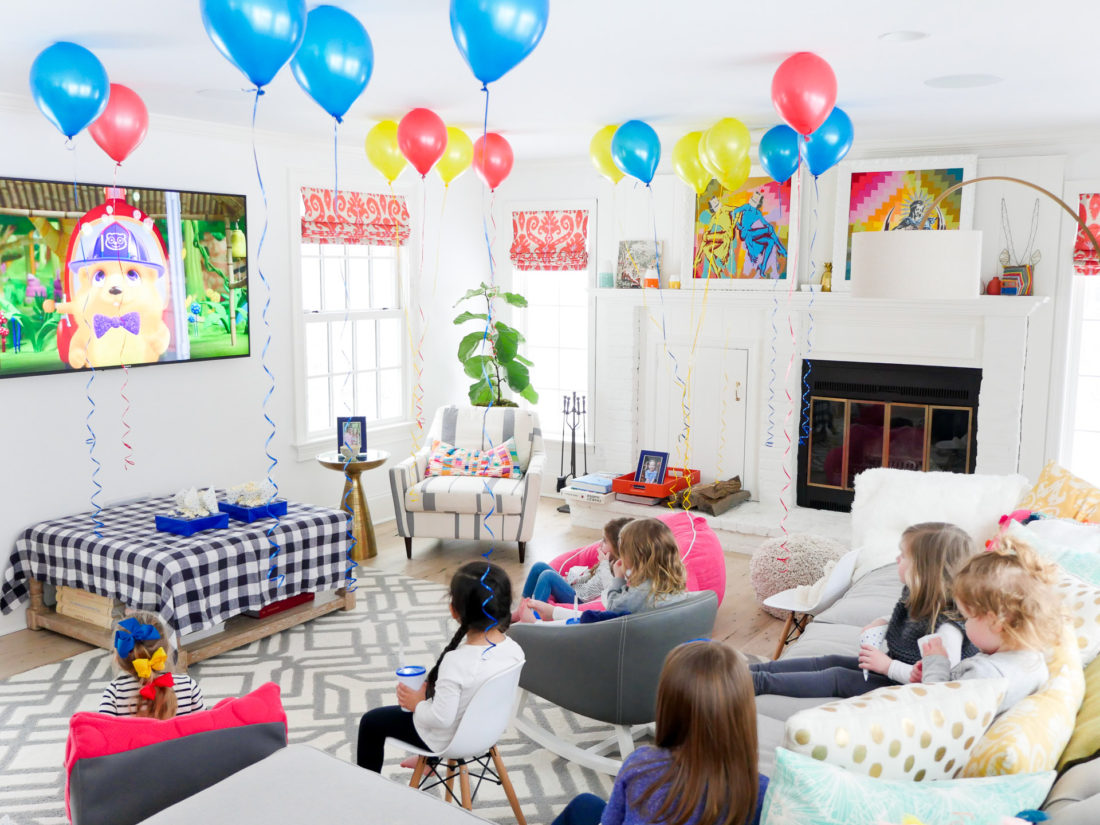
[952,534,1063,652]
[617,518,687,605]
[900,522,976,632]
[635,642,758,825]
[602,517,633,559]
[115,612,177,720]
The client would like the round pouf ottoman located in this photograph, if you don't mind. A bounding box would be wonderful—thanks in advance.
[750,533,847,619]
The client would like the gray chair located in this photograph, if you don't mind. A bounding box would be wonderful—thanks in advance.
[509,591,718,774]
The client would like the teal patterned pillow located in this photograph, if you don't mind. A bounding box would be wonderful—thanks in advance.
[762,748,1055,825]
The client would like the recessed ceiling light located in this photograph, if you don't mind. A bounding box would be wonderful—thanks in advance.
[878,31,928,42]
[924,73,1003,89]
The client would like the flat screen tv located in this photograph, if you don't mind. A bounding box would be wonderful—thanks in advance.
[0,176,248,378]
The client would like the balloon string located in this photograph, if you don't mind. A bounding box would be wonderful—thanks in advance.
[332,118,357,593]
[120,365,134,470]
[395,183,422,510]
[412,179,428,447]
[776,186,802,566]
[800,176,820,446]
[717,321,731,479]
[766,292,778,448]
[250,88,282,588]
[85,366,104,538]
[478,84,498,612]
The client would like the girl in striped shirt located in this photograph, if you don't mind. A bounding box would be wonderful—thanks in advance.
[99,613,204,718]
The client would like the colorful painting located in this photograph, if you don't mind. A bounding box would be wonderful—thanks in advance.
[692,176,794,283]
[832,156,977,282]
[0,176,248,378]
[616,240,662,288]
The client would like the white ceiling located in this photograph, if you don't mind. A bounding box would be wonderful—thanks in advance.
[2,1,1098,160]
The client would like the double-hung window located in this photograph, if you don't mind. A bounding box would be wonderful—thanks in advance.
[298,187,409,442]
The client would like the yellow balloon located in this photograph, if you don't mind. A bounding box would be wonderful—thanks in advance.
[437,126,473,187]
[701,117,750,188]
[672,131,711,195]
[365,120,406,184]
[589,124,624,184]
[717,154,752,192]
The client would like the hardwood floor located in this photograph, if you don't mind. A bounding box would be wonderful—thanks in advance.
[0,497,782,679]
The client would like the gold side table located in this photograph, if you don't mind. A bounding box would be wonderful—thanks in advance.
[317,449,390,560]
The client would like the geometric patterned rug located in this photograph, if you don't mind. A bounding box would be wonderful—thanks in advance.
[0,570,615,825]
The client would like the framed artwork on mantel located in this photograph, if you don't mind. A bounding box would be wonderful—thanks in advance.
[830,155,977,290]
[680,167,802,290]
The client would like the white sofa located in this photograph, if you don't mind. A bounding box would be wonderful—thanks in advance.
[754,469,1100,822]
[388,405,545,562]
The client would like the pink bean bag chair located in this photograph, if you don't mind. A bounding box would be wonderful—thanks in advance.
[546,510,725,610]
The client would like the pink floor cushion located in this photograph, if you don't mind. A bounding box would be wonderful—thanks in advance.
[66,681,286,824]
[547,510,725,610]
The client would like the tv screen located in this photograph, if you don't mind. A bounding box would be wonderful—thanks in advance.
[0,176,248,378]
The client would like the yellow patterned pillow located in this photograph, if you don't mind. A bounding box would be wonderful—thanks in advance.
[1054,572,1100,666]
[962,622,1084,776]
[782,679,1005,781]
[1018,461,1100,521]
[1059,653,1100,770]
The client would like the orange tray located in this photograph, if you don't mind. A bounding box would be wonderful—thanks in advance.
[611,467,701,499]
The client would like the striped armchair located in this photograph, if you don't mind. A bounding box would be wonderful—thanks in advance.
[388,405,545,562]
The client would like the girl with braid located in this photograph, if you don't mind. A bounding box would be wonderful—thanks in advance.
[749,522,979,698]
[356,561,524,773]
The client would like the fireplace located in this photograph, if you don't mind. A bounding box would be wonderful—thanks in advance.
[796,360,981,511]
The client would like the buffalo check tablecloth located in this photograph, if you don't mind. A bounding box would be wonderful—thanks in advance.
[0,495,351,635]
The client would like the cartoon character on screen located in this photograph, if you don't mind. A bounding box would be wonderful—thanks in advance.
[731,191,787,279]
[53,217,171,368]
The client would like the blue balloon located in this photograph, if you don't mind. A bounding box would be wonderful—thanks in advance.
[29,42,109,139]
[759,124,800,184]
[611,120,661,185]
[291,6,373,121]
[450,0,549,85]
[201,0,307,88]
[799,107,854,177]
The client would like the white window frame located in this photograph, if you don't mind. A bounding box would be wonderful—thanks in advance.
[1052,177,1100,481]
[507,197,597,446]
[288,172,415,460]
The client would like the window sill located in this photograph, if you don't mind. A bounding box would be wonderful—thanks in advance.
[294,420,419,462]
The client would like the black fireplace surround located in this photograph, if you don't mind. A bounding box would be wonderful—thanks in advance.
[796,360,981,512]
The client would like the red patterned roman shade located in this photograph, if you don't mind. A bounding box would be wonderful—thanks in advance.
[300,186,410,246]
[1076,193,1100,276]
[509,209,589,271]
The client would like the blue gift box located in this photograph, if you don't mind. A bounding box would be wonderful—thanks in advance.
[155,512,230,536]
[218,499,289,523]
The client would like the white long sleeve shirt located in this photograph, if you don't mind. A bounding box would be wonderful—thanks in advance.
[412,637,524,752]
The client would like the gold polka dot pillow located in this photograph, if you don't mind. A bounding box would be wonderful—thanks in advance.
[1054,572,1100,665]
[962,622,1084,776]
[782,679,1005,781]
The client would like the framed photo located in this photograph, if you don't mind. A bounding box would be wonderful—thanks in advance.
[336,416,367,455]
[682,169,802,290]
[634,450,669,485]
[831,155,977,288]
[616,240,662,288]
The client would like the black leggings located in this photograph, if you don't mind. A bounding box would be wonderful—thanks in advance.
[356,704,430,772]
[750,654,893,698]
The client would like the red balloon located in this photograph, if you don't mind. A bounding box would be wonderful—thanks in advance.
[397,108,447,177]
[771,52,837,136]
[88,84,149,164]
[472,132,513,191]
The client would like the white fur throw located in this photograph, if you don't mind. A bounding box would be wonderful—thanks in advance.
[750,534,847,618]
[849,468,1029,582]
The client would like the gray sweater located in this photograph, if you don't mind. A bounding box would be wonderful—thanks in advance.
[921,648,1048,713]
[602,578,689,614]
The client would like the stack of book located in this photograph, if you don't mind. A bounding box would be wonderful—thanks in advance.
[56,586,126,629]
[563,472,616,504]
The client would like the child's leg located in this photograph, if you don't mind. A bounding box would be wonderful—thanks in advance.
[552,793,607,825]
[752,661,893,699]
[533,568,577,603]
[356,705,428,772]
[750,654,859,674]
[522,562,554,598]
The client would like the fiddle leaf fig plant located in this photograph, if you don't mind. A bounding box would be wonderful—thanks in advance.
[454,282,538,407]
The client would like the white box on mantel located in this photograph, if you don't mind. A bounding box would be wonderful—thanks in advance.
[849,229,983,299]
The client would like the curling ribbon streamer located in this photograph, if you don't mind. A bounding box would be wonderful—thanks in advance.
[250,88,283,588]
[776,179,803,566]
[120,365,135,469]
[765,293,778,448]
[717,322,731,479]
[85,368,104,538]
[332,120,357,593]
[800,176,820,446]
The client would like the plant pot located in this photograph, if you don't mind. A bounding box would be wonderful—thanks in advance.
[474,399,519,407]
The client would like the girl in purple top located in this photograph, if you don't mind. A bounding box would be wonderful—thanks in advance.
[552,641,768,825]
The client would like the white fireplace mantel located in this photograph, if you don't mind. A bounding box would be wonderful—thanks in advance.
[590,289,1048,530]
